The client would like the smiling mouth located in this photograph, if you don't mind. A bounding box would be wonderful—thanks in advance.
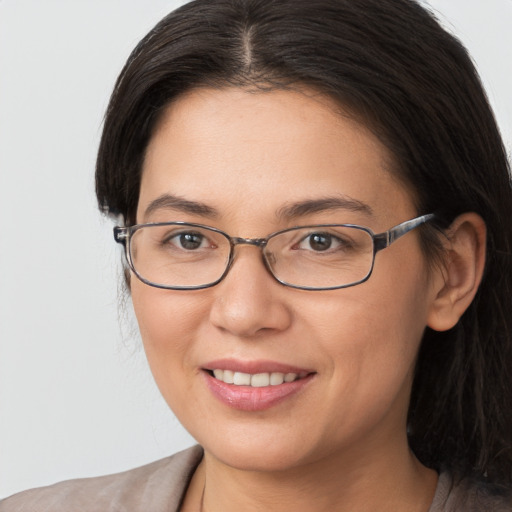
[207,369,310,387]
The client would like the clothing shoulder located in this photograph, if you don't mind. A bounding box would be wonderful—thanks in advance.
[430,472,512,512]
[0,445,203,512]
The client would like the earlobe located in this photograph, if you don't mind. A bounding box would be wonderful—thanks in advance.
[427,213,487,332]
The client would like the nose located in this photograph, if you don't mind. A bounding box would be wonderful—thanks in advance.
[209,246,293,338]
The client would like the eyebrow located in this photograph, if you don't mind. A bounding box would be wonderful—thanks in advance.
[143,193,373,222]
[143,194,219,220]
[276,196,374,220]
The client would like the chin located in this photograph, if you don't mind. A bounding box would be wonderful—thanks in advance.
[211,444,313,473]
[193,424,325,473]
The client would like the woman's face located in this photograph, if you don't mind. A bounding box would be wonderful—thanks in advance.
[132,87,438,472]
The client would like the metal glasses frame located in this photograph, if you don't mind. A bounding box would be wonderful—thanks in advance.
[113,213,435,291]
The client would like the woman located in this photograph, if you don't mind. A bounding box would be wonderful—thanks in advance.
[2,0,511,510]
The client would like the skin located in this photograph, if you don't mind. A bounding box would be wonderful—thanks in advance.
[130,87,477,511]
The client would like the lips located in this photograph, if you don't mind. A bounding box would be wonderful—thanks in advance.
[202,359,315,411]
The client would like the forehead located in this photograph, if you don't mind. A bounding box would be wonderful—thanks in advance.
[139,87,414,229]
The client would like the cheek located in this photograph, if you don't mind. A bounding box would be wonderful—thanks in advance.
[130,281,209,389]
[307,289,426,385]
[311,253,431,406]
[361,258,430,366]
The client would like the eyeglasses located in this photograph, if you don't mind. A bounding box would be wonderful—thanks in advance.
[113,213,434,291]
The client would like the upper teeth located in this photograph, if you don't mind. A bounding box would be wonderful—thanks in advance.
[212,370,299,387]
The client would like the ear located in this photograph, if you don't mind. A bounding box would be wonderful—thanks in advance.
[427,213,486,332]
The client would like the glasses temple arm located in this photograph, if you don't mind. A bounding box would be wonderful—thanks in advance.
[374,213,435,251]
[113,226,129,245]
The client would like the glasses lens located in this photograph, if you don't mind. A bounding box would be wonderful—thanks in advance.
[129,224,231,288]
[265,226,374,289]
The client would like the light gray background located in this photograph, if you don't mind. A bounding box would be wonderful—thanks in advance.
[0,0,511,499]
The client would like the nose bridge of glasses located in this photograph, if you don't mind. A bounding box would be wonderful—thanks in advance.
[224,236,276,282]
[230,237,268,248]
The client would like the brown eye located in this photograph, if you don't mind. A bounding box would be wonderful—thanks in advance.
[294,231,353,253]
[161,231,209,251]
[308,233,332,251]
[178,232,204,250]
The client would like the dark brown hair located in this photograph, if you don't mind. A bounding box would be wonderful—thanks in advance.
[96,0,512,486]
